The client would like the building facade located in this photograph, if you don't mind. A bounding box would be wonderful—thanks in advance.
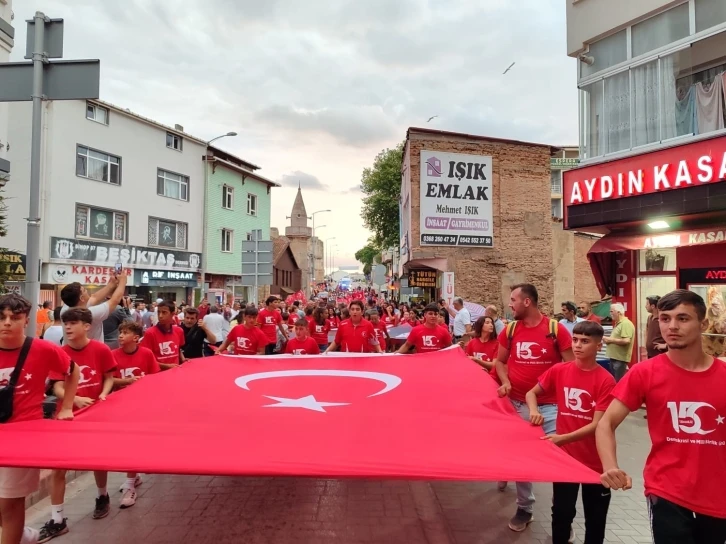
[399,128,560,316]
[550,146,580,219]
[6,99,205,304]
[271,237,302,297]
[202,146,278,304]
[564,0,726,361]
[0,0,13,181]
[282,187,325,296]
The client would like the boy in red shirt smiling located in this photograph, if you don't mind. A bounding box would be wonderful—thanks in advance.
[527,321,615,544]
[597,290,726,544]
[285,319,320,355]
[140,301,185,369]
[0,295,79,544]
[42,308,117,541]
[218,307,268,355]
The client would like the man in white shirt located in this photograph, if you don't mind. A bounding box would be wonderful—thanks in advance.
[201,305,228,356]
[445,297,472,342]
[558,301,584,335]
[60,272,127,342]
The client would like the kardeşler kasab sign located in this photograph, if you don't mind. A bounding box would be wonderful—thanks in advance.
[50,237,201,271]
[419,150,493,247]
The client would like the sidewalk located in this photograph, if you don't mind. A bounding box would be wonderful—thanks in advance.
[12,412,651,544]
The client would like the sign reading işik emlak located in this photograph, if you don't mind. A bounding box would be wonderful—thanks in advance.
[419,150,493,247]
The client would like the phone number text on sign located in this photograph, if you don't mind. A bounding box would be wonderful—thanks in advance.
[420,234,493,247]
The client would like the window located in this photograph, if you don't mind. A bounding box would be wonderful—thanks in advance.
[696,0,726,32]
[157,169,189,201]
[221,229,233,253]
[247,193,257,216]
[222,185,234,209]
[75,205,127,242]
[550,169,562,194]
[76,145,120,185]
[86,103,109,125]
[581,30,627,78]
[551,199,563,219]
[166,132,183,151]
[632,3,689,58]
[148,217,187,249]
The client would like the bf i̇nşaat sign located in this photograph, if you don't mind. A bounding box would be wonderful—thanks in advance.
[420,150,494,247]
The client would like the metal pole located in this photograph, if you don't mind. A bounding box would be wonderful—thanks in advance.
[25,12,46,336]
[201,155,209,302]
[253,232,259,306]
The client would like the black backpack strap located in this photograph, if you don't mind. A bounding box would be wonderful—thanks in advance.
[9,337,33,388]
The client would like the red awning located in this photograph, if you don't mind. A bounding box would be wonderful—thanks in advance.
[587,225,726,297]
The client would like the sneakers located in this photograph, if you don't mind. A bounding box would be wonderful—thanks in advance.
[38,519,68,543]
[497,481,507,492]
[119,474,143,493]
[93,494,110,519]
[120,488,137,509]
[508,508,534,532]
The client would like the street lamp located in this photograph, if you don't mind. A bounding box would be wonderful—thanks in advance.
[201,131,238,300]
[325,237,336,277]
[308,209,330,286]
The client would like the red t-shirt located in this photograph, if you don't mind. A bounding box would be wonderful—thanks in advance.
[112,346,160,381]
[406,325,452,353]
[586,313,602,324]
[55,340,117,406]
[612,354,726,518]
[140,325,185,365]
[326,317,339,330]
[258,308,281,344]
[1,339,71,423]
[498,316,572,403]
[226,324,269,355]
[382,314,397,327]
[287,312,299,327]
[309,321,330,345]
[371,321,388,350]
[284,336,321,355]
[465,337,500,380]
[538,362,615,472]
[334,320,378,353]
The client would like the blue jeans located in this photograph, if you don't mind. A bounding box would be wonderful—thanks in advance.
[509,399,557,513]
[609,359,627,382]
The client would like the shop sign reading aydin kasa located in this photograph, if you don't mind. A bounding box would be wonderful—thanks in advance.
[563,136,726,206]
[419,150,493,247]
[50,237,201,271]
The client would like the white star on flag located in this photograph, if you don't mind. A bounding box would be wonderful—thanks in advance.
[717,415,725,425]
[263,395,349,413]
[24,373,32,380]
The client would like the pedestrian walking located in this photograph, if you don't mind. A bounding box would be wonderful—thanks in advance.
[603,303,635,382]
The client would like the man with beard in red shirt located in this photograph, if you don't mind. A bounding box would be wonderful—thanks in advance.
[258,296,288,355]
[494,283,573,532]
[527,321,615,544]
[218,307,268,355]
[0,295,78,544]
[398,304,452,354]
[597,290,726,544]
[325,300,381,354]
[42,308,117,542]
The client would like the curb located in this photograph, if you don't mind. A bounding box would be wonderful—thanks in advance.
[25,469,86,509]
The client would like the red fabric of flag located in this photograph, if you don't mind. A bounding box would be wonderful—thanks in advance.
[0,348,599,483]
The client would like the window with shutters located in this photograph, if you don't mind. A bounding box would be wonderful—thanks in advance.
[148,217,188,249]
[157,169,189,201]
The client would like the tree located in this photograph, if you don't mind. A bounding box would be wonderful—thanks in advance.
[360,143,404,250]
[354,242,380,277]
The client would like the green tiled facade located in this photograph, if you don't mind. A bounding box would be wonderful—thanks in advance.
[205,162,272,275]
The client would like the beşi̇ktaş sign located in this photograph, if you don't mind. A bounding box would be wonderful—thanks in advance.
[419,150,493,247]
[563,136,726,206]
[50,237,201,271]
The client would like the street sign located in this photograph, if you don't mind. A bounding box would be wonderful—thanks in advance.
[0,59,100,102]
[241,240,273,256]
[25,18,64,59]
[241,262,272,275]
[240,230,274,292]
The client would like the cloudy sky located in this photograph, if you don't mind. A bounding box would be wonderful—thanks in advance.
[11,0,578,269]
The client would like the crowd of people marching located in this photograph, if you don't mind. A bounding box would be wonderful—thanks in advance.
[0,275,724,544]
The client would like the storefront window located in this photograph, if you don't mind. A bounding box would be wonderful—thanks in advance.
[637,275,677,361]
[639,248,677,272]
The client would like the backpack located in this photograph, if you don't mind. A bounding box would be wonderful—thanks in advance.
[506,318,560,353]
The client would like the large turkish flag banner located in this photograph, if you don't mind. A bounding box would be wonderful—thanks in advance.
[0,348,599,483]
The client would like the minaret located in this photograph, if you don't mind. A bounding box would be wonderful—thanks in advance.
[285,185,313,294]
[285,185,312,238]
